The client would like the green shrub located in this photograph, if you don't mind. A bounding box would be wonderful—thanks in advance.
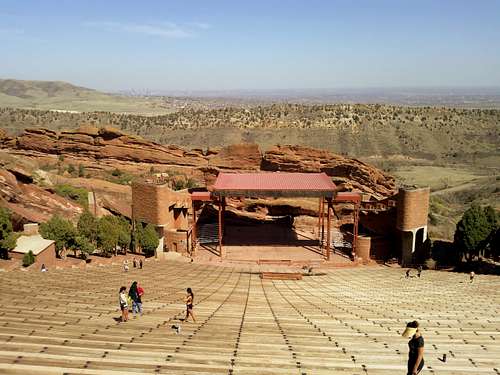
[106,169,134,185]
[78,164,86,178]
[22,250,35,267]
[111,168,122,177]
[54,184,88,208]
[0,207,15,259]
[172,178,198,191]
[67,164,76,176]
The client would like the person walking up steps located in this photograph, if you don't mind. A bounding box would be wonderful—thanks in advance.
[184,287,196,323]
[402,321,425,375]
[129,281,143,316]
[119,286,129,322]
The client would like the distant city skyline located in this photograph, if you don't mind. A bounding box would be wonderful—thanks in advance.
[1,0,500,92]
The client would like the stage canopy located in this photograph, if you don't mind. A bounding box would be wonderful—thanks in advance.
[213,172,336,198]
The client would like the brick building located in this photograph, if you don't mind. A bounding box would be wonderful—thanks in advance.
[131,176,190,258]
[10,224,57,269]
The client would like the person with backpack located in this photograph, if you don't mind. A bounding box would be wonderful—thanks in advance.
[129,281,143,316]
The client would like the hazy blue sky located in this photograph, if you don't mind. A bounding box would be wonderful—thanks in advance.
[1,0,499,91]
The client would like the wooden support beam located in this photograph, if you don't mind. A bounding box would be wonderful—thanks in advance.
[320,198,325,250]
[218,199,223,258]
[317,197,322,242]
[326,200,331,261]
[191,201,197,256]
[353,201,360,258]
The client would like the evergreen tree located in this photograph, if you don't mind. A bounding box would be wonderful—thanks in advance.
[97,215,131,256]
[139,223,159,257]
[97,216,120,256]
[77,210,98,244]
[72,235,95,259]
[0,207,15,259]
[454,205,498,262]
[40,215,77,258]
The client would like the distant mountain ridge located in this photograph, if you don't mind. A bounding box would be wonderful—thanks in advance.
[0,78,95,99]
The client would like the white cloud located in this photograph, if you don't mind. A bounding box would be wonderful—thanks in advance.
[83,21,207,39]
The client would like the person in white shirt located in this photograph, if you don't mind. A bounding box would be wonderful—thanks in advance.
[119,286,128,322]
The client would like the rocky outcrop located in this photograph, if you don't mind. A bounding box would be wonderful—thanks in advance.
[15,126,207,166]
[1,127,397,200]
[209,143,261,170]
[0,169,82,226]
[262,145,396,199]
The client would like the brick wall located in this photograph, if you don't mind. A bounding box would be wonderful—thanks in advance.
[132,182,191,230]
[10,243,57,269]
[165,229,190,254]
[396,187,430,231]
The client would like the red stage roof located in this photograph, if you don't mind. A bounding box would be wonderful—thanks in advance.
[213,172,336,197]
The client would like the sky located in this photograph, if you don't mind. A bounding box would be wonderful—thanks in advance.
[1,0,500,92]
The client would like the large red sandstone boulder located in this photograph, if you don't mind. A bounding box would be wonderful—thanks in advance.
[0,168,82,224]
[209,144,262,170]
[262,145,396,199]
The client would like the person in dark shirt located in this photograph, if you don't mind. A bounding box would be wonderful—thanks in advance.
[128,281,143,316]
[402,321,425,375]
[184,287,196,323]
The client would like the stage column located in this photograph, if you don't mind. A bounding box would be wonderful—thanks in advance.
[317,198,322,244]
[192,201,197,256]
[353,201,360,259]
[326,199,332,261]
[218,198,224,258]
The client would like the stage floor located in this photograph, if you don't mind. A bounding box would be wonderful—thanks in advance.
[195,224,351,263]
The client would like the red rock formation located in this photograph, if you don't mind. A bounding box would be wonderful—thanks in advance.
[1,128,397,201]
[0,169,82,225]
[262,145,396,199]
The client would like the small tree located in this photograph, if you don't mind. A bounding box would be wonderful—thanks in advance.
[116,216,131,254]
[454,205,498,263]
[77,210,98,244]
[139,223,159,257]
[97,216,120,256]
[40,215,77,258]
[71,235,95,259]
[0,207,15,259]
[22,250,35,267]
[96,215,131,256]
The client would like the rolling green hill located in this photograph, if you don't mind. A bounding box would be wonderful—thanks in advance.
[0,78,179,115]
